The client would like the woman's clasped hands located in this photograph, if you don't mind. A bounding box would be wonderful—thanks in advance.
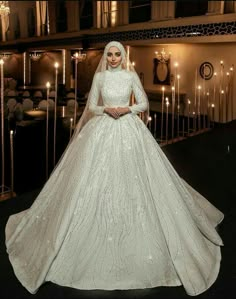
[104,107,131,119]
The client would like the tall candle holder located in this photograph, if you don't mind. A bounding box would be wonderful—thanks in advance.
[171,85,175,141]
[148,116,152,131]
[154,113,157,139]
[166,98,169,143]
[230,65,234,121]
[187,99,191,135]
[70,118,73,139]
[46,81,50,180]
[225,72,230,122]
[206,92,210,129]
[197,85,201,130]
[72,49,86,128]
[161,86,165,142]
[0,59,5,195]
[53,62,59,167]
[177,74,180,138]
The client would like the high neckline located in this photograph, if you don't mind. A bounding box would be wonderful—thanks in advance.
[108,64,122,72]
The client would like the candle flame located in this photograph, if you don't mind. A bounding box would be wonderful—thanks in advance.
[0,59,4,65]
[54,62,59,68]
[46,82,50,88]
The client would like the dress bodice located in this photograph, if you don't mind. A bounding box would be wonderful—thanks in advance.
[88,69,148,115]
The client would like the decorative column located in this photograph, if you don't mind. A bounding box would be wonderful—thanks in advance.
[151,0,175,21]
[0,1,10,41]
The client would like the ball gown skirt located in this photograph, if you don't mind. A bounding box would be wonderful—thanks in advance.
[5,113,223,296]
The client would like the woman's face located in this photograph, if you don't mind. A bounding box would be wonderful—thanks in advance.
[106,46,122,69]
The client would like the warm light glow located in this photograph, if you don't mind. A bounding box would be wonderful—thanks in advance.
[220,60,223,65]
[171,86,175,91]
[165,97,168,102]
[230,67,234,71]
[206,92,209,96]
[132,61,135,66]
[46,82,50,89]
[30,51,42,61]
[54,62,59,69]
[226,72,229,76]
[23,52,26,86]
[162,86,165,91]
[211,104,215,108]
[0,59,4,65]
[177,74,180,80]
[148,116,152,121]
[62,49,66,85]
[155,48,170,63]
[10,130,13,135]
[0,1,10,16]
[188,100,191,104]
[111,1,117,27]
[174,62,179,68]
[198,85,201,90]
[214,72,217,76]
[221,90,224,94]
[72,49,86,62]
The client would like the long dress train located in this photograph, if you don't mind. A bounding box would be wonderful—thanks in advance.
[5,68,223,296]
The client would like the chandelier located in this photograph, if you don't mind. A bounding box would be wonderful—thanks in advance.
[155,48,171,63]
[72,49,86,62]
[0,52,11,60]
[0,1,10,16]
[30,51,42,62]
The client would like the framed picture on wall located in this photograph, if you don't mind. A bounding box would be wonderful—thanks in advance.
[153,57,171,85]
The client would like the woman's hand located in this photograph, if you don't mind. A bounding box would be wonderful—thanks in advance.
[116,107,131,116]
[104,107,131,119]
[104,107,120,119]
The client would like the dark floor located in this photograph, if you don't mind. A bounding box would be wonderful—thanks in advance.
[0,119,236,299]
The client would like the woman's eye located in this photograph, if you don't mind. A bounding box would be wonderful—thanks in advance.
[107,52,112,57]
[115,52,121,57]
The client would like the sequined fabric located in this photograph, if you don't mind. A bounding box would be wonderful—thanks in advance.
[5,69,223,296]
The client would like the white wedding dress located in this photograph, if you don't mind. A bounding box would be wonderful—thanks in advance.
[5,67,223,296]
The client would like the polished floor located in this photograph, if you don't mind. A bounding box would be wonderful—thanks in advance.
[0,119,235,299]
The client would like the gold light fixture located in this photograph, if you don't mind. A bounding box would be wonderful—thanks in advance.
[0,1,10,16]
[30,51,42,62]
[155,48,171,63]
[0,52,11,60]
[72,49,86,62]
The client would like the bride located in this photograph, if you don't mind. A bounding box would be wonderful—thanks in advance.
[5,41,223,296]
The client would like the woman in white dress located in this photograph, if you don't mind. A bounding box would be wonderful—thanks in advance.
[5,41,223,296]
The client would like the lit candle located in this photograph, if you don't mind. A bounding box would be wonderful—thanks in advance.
[161,86,165,142]
[198,85,201,130]
[148,116,152,131]
[0,59,4,192]
[211,104,215,125]
[154,113,157,139]
[45,81,50,179]
[171,85,175,141]
[166,98,169,143]
[10,130,14,196]
[206,92,210,128]
[177,74,180,138]
[70,118,73,139]
[53,62,59,167]
[187,99,191,135]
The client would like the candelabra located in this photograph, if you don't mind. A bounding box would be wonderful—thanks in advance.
[72,49,86,127]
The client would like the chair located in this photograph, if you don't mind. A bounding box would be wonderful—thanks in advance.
[33,90,43,99]
[67,99,78,114]
[22,98,34,111]
[38,100,48,111]
[7,98,17,113]
[48,99,55,110]
[22,90,30,98]
[38,99,54,111]
[14,103,24,121]
[66,92,75,99]
[7,90,18,97]
[49,90,56,99]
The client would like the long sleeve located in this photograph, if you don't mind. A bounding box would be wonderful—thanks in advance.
[88,73,105,115]
[129,72,148,114]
